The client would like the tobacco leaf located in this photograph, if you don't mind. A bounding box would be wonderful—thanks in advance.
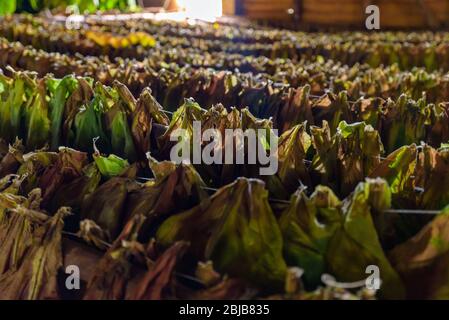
[311,120,384,196]
[0,205,69,300]
[265,122,311,199]
[279,186,342,287]
[48,75,79,150]
[157,178,287,291]
[312,91,352,134]
[129,241,189,300]
[125,157,208,240]
[326,178,405,299]
[24,78,51,151]
[276,85,313,133]
[16,150,59,195]
[157,98,206,159]
[83,215,146,300]
[81,166,139,241]
[131,88,170,158]
[0,138,24,177]
[48,162,101,214]
[389,206,449,299]
[381,95,431,154]
[101,82,137,161]
[77,219,110,251]
[37,147,88,207]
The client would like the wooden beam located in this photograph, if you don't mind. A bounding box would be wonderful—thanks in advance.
[417,0,438,28]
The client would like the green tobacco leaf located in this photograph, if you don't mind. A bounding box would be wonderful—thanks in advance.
[0,72,30,143]
[157,178,287,291]
[48,75,79,150]
[25,79,51,151]
[72,96,109,154]
[101,82,137,161]
[94,153,129,179]
[326,178,405,299]
[0,1,16,15]
[279,186,342,287]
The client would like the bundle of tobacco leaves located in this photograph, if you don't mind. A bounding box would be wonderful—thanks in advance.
[279,178,404,299]
[157,178,288,292]
[0,182,69,299]
[311,121,384,197]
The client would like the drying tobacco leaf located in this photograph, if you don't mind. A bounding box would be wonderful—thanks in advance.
[101,82,137,161]
[129,241,189,300]
[276,85,313,133]
[81,159,139,240]
[312,91,352,134]
[414,144,449,210]
[62,78,111,154]
[311,120,384,196]
[24,77,51,151]
[279,186,342,287]
[265,122,311,199]
[16,150,59,195]
[77,219,110,251]
[157,98,206,160]
[0,138,24,177]
[37,147,88,207]
[48,162,101,214]
[83,215,146,300]
[0,70,34,143]
[0,189,45,275]
[0,204,69,300]
[389,206,449,299]
[369,144,417,207]
[125,156,208,240]
[426,102,449,148]
[326,178,405,299]
[157,178,287,291]
[194,105,276,187]
[48,75,79,150]
[381,94,431,154]
[131,88,170,158]
[62,77,94,147]
[370,144,449,210]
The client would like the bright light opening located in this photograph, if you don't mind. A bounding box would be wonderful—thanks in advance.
[177,0,223,22]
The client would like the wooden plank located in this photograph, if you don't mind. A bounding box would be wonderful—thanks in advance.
[244,0,449,27]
